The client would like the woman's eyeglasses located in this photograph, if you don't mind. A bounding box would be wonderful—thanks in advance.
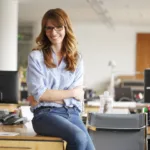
[45,26,64,32]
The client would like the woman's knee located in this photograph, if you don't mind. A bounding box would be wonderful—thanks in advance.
[73,130,88,148]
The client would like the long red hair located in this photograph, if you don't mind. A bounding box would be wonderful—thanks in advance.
[33,8,79,72]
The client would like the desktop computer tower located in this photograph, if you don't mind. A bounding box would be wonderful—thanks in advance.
[144,69,150,103]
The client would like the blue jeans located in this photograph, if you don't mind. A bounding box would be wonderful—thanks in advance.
[32,106,95,150]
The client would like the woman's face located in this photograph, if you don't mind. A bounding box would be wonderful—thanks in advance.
[45,19,66,46]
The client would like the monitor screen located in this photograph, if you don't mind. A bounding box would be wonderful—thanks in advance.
[115,87,133,101]
[0,71,19,104]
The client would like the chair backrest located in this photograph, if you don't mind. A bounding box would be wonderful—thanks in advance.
[88,113,147,150]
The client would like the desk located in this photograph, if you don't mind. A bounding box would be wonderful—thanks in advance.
[0,104,18,112]
[147,127,150,140]
[85,102,150,113]
[0,122,64,150]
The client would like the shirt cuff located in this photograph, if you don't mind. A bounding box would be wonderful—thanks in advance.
[34,87,47,102]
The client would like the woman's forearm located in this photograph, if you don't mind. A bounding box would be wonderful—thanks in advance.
[39,89,74,102]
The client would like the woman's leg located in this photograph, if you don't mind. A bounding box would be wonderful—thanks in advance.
[32,107,88,150]
[68,107,95,150]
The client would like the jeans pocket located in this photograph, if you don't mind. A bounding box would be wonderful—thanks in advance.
[33,107,53,121]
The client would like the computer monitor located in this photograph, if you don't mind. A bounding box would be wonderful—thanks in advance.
[115,87,133,101]
[0,71,19,104]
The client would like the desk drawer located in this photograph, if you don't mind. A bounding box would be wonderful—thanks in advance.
[0,140,64,150]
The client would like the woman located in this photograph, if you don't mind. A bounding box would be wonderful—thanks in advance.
[27,8,95,150]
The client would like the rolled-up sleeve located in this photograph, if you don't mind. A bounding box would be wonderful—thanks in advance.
[26,53,47,102]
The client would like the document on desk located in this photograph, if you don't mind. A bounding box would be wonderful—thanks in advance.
[0,132,19,136]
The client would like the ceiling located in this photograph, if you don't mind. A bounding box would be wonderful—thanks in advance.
[18,0,150,26]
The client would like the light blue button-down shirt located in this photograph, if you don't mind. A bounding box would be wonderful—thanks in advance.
[27,50,84,112]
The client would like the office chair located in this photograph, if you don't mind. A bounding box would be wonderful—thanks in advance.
[88,113,147,150]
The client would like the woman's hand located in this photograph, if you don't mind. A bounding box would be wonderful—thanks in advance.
[27,96,38,107]
[72,86,84,101]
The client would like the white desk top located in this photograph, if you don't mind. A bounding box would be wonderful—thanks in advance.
[87,101,150,109]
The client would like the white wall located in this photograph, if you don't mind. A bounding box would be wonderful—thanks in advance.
[74,24,150,93]
[32,22,150,93]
